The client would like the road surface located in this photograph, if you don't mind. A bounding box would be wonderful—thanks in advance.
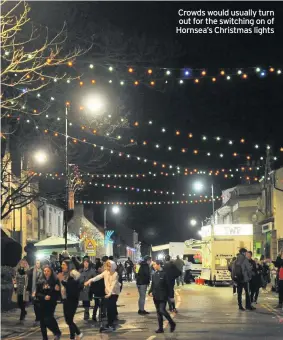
[2,283,283,340]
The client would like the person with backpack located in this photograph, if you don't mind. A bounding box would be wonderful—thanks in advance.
[275,249,283,308]
[232,248,255,311]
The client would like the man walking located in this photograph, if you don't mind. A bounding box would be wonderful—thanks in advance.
[175,256,185,286]
[164,255,181,312]
[232,248,255,311]
[148,261,176,333]
[136,255,151,315]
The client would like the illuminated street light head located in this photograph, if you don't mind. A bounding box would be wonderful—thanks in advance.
[193,181,204,192]
[190,219,197,227]
[34,151,47,164]
[112,206,120,214]
[85,95,104,112]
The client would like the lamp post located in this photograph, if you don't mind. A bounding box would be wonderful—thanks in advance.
[193,181,215,218]
[104,205,120,230]
[64,97,105,250]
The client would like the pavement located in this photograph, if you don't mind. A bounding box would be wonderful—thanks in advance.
[1,282,283,340]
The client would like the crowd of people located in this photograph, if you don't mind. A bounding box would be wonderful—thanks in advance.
[12,252,185,337]
[229,248,283,311]
[11,248,283,338]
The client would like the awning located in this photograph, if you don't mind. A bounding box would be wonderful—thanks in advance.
[34,236,79,247]
[152,244,170,252]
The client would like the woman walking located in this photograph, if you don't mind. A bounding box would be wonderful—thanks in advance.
[13,259,30,321]
[85,260,120,331]
[58,259,83,340]
[27,259,43,326]
[36,265,61,340]
[89,263,106,321]
[79,258,95,320]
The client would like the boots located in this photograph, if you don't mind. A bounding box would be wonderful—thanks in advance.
[84,307,90,320]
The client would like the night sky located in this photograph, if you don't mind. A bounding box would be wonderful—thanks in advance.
[25,2,283,246]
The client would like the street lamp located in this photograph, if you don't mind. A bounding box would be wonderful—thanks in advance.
[190,219,197,227]
[104,206,120,230]
[33,151,47,164]
[193,181,215,217]
[85,95,105,113]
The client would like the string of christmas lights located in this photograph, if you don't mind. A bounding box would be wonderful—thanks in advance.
[75,198,222,206]
[80,181,221,198]
[35,126,263,180]
[8,62,280,88]
[5,100,282,157]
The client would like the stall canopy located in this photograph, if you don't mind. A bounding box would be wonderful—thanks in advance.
[34,236,79,247]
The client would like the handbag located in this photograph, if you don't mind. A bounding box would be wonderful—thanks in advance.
[11,290,18,303]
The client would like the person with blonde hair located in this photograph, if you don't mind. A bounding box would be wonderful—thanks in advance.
[85,260,121,331]
[13,258,30,321]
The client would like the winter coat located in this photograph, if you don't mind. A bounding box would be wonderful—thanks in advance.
[15,269,28,296]
[36,276,60,307]
[27,267,43,294]
[90,275,106,298]
[79,267,96,301]
[275,256,283,269]
[125,260,134,273]
[232,254,252,283]
[148,269,171,301]
[89,261,121,296]
[61,270,81,301]
[136,261,150,286]
[164,261,182,281]
[174,258,185,272]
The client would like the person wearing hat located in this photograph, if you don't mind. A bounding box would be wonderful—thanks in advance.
[136,255,152,315]
[232,248,255,311]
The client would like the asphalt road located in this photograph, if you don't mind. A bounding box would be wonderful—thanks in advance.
[2,283,283,340]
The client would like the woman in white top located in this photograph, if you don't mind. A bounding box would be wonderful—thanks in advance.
[85,260,120,330]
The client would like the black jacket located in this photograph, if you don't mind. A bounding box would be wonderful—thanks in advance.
[164,261,181,281]
[136,262,150,286]
[148,269,171,301]
[61,272,81,300]
[275,256,283,269]
[36,276,60,305]
[90,277,106,298]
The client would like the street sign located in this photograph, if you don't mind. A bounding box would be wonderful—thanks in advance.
[85,239,96,256]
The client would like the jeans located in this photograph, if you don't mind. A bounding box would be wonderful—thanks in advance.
[176,274,184,286]
[250,279,260,303]
[154,299,175,330]
[93,298,106,318]
[232,283,237,294]
[137,285,147,311]
[40,303,61,340]
[279,280,283,305]
[126,270,132,282]
[106,295,118,326]
[63,299,80,339]
[237,282,251,309]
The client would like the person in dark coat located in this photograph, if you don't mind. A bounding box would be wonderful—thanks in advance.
[163,255,181,312]
[13,259,30,321]
[36,265,61,340]
[250,258,263,304]
[58,260,83,340]
[148,260,176,334]
[89,264,106,321]
[95,258,102,271]
[79,258,96,320]
[232,248,254,311]
[125,257,134,282]
[27,259,43,326]
[136,255,151,315]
